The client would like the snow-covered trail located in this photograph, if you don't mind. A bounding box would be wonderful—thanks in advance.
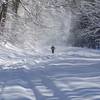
[0,46,100,100]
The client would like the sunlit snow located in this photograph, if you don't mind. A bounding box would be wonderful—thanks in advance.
[0,44,100,100]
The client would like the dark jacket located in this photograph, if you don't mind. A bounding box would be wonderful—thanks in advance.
[51,46,55,53]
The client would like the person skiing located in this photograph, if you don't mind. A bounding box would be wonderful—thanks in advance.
[51,46,55,54]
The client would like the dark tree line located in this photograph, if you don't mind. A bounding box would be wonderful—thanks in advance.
[68,0,100,49]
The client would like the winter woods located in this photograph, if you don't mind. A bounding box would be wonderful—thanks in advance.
[0,0,100,49]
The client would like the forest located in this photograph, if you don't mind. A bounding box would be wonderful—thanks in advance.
[0,0,100,49]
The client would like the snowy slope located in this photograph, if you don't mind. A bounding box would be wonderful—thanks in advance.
[0,46,100,100]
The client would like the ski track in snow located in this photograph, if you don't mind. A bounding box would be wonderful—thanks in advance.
[0,47,100,100]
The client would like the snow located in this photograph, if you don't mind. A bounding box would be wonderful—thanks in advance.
[0,46,100,100]
[1,85,36,100]
[1,0,100,99]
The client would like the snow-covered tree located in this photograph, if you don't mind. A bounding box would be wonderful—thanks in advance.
[69,0,100,48]
[0,0,100,49]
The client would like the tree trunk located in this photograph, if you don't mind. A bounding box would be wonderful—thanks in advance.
[0,0,8,26]
[12,0,20,14]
